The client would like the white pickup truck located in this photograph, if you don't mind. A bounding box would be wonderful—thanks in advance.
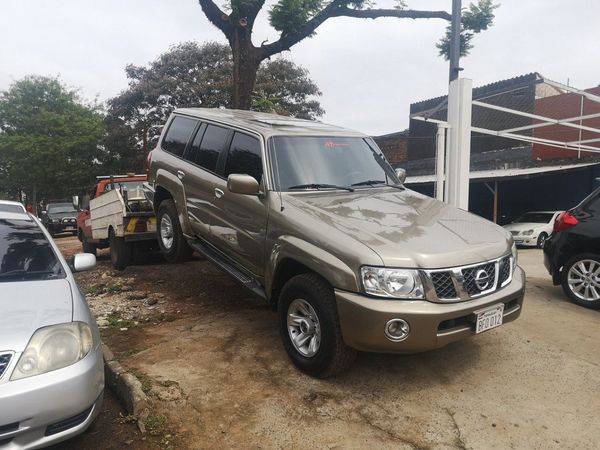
[75,175,157,270]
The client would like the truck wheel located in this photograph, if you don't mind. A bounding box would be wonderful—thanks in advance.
[157,199,192,263]
[81,232,97,257]
[561,254,600,310]
[278,273,356,378]
[109,230,132,271]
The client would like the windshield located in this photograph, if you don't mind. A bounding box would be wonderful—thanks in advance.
[271,136,398,191]
[515,212,554,223]
[0,219,65,282]
[0,204,25,214]
[47,203,76,214]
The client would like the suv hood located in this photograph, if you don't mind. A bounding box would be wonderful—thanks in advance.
[287,188,511,268]
[0,279,73,352]
[47,211,77,219]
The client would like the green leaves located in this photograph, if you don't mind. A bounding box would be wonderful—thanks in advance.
[437,0,498,59]
[0,76,104,202]
[270,0,324,34]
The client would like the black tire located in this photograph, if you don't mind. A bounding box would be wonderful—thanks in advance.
[81,232,97,257]
[109,230,132,271]
[278,273,356,378]
[561,253,600,310]
[537,232,548,249]
[156,199,192,263]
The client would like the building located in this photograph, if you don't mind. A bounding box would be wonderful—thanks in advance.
[375,73,600,223]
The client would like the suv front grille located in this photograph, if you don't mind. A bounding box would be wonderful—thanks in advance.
[0,353,12,379]
[425,255,513,302]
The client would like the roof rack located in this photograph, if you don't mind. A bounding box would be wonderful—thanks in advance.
[95,174,146,180]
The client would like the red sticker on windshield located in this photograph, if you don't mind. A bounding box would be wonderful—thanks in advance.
[324,140,349,149]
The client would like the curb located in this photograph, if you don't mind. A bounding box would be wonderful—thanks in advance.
[102,343,150,431]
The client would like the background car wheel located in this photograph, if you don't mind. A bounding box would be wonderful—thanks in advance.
[109,229,132,271]
[81,232,97,256]
[156,199,192,263]
[537,232,548,249]
[561,253,600,310]
[278,273,356,378]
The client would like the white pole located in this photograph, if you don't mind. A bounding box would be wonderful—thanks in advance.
[435,124,446,200]
[446,78,473,210]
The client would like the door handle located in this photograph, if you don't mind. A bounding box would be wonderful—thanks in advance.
[177,170,185,180]
[214,188,224,199]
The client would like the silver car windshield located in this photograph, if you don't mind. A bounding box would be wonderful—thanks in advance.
[271,136,398,191]
[0,219,65,282]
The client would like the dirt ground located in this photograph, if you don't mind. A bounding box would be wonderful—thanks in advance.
[56,235,600,450]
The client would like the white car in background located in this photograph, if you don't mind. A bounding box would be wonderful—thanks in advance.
[504,211,563,248]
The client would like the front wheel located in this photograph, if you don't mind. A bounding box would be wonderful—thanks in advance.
[109,230,132,271]
[537,232,548,249]
[278,273,356,378]
[561,254,600,309]
[156,199,192,263]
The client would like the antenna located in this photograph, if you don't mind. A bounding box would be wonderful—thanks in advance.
[270,139,285,212]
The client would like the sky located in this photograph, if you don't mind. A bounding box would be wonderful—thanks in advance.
[1,0,599,136]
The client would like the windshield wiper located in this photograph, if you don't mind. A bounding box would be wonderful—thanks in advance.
[288,183,354,192]
[0,269,58,280]
[351,180,404,190]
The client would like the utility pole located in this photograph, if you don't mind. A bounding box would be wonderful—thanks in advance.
[445,0,473,210]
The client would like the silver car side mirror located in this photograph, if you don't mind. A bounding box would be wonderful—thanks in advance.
[395,168,407,184]
[73,253,96,272]
[227,174,260,195]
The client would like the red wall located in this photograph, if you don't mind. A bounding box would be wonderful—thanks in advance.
[533,86,600,160]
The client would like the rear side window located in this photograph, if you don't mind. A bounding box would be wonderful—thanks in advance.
[188,124,230,173]
[0,219,65,282]
[162,116,197,157]
[224,133,263,183]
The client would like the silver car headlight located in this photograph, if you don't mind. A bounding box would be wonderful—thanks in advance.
[522,229,534,236]
[361,267,424,299]
[11,322,93,381]
[511,242,518,271]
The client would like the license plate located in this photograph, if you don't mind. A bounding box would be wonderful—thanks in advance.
[147,222,156,232]
[475,303,504,334]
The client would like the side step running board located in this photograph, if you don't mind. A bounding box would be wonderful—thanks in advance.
[187,238,267,300]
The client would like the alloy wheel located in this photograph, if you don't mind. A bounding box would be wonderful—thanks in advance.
[287,298,321,357]
[567,259,600,301]
[160,215,174,250]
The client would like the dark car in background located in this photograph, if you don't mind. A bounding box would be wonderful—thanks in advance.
[544,187,600,309]
[41,201,78,236]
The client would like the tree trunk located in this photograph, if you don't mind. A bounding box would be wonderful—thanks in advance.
[229,25,261,110]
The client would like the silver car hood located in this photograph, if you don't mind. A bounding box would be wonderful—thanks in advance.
[0,279,73,352]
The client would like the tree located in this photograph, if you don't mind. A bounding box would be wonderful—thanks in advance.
[198,0,497,109]
[105,41,323,168]
[0,76,104,206]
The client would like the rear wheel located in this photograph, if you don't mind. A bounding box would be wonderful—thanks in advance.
[537,232,548,249]
[109,230,132,271]
[561,254,600,309]
[81,231,97,256]
[156,199,192,263]
[278,273,356,378]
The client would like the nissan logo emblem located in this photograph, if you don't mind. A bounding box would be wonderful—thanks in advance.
[475,269,491,291]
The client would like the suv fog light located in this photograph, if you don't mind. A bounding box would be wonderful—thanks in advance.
[385,319,410,342]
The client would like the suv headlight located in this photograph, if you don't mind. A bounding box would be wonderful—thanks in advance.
[361,267,424,299]
[511,242,518,271]
[11,322,93,381]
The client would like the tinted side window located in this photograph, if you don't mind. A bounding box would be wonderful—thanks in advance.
[224,133,263,183]
[162,116,197,157]
[189,124,230,172]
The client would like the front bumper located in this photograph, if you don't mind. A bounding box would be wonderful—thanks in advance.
[513,236,537,246]
[336,266,525,353]
[0,344,104,449]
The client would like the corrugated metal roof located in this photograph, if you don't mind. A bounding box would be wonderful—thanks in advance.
[406,161,600,184]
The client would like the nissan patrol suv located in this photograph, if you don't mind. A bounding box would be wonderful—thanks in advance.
[145,108,525,377]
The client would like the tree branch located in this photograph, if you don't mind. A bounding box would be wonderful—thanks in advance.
[198,0,231,34]
[262,5,451,59]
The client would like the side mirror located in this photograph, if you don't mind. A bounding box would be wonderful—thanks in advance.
[72,195,79,210]
[395,168,407,184]
[72,253,96,272]
[227,174,260,195]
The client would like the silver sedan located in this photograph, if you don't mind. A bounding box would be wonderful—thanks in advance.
[0,208,104,449]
